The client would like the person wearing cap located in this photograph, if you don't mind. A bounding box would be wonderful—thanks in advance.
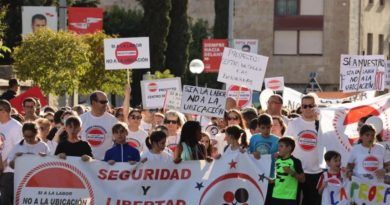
[0,79,19,101]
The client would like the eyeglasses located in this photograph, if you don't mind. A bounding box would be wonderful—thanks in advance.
[97,100,108,104]
[268,101,282,105]
[302,104,315,109]
[227,116,239,121]
[164,119,178,124]
[23,105,35,108]
[130,115,142,120]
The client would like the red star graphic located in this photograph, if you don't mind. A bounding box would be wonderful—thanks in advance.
[229,160,237,169]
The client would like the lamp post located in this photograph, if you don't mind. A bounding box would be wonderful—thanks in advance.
[189,59,205,87]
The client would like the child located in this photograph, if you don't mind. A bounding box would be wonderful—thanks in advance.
[223,125,249,155]
[271,137,305,205]
[347,124,390,182]
[317,151,343,195]
[55,116,93,161]
[104,123,140,165]
[141,130,172,162]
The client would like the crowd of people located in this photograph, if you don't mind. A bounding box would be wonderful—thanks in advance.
[0,81,389,205]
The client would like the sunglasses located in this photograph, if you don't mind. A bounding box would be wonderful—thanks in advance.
[97,100,108,104]
[130,115,142,120]
[227,116,239,121]
[302,104,315,109]
[164,120,178,124]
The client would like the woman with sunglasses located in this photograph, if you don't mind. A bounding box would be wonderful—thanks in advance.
[164,110,184,152]
[125,109,148,153]
[36,118,57,155]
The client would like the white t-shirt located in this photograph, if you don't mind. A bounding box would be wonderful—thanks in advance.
[127,129,148,153]
[141,150,172,162]
[80,112,117,160]
[284,117,323,174]
[214,133,227,155]
[348,143,389,182]
[45,140,58,155]
[166,133,181,152]
[0,118,23,173]
[223,145,242,155]
[140,120,152,133]
[7,140,50,172]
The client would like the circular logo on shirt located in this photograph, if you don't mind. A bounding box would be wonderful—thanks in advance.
[327,177,342,186]
[0,132,5,150]
[363,155,380,172]
[127,138,141,150]
[85,126,106,147]
[297,130,317,151]
[15,161,94,205]
[255,144,271,155]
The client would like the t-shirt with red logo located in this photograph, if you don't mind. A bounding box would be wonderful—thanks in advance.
[316,171,343,190]
[166,133,180,153]
[126,129,148,153]
[347,143,388,182]
[284,117,323,174]
[0,118,23,173]
[80,112,117,160]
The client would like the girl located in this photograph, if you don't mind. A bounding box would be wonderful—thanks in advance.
[200,132,218,158]
[347,124,390,182]
[141,130,172,162]
[174,121,208,162]
[223,125,248,155]
[271,116,287,138]
[36,118,57,155]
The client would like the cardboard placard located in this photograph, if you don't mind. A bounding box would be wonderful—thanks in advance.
[140,78,181,109]
[164,90,182,111]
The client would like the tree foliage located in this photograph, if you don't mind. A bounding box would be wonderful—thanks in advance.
[213,0,228,38]
[165,0,190,77]
[0,6,10,58]
[103,5,143,37]
[69,0,99,7]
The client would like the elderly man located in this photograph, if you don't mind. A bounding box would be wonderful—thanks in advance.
[80,91,117,160]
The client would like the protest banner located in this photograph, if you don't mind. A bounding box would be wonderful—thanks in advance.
[218,47,268,91]
[264,76,284,91]
[15,154,271,205]
[22,6,57,35]
[141,78,181,109]
[180,85,226,118]
[226,85,252,108]
[386,60,390,89]
[233,39,259,54]
[10,86,47,114]
[282,87,302,110]
[68,7,103,34]
[339,55,386,92]
[163,90,182,111]
[202,39,228,73]
[104,37,150,70]
[320,93,390,165]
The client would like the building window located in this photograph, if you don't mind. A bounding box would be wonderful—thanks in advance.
[367,33,373,55]
[274,30,323,55]
[275,0,298,16]
[378,34,384,54]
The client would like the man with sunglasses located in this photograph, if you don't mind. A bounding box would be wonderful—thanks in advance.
[79,91,117,160]
[284,94,323,205]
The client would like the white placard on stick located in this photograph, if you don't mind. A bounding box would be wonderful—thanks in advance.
[180,85,226,118]
[164,90,182,111]
[140,78,181,109]
[385,60,390,89]
[233,39,259,54]
[339,55,386,92]
[104,37,150,70]
[217,47,268,91]
[264,76,284,91]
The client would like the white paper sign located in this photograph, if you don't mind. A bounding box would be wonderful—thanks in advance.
[140,78,181,109]
[218,47,268,91]
[180,85,226,118]
[104,37,150,70]
[164,90,182,111]
[339,55,386,92]
[385,60,390,88]
[264,76,284,91]
[283,87,303,110]
[22,6,58,35]
[233,39,259,54]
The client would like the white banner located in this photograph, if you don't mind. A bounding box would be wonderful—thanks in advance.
[22,6,58,35]
[339,55,386,92]
[141,78,181,109]
[320,93,390,165]
[104,37,150,70]
[164,90,182,111]
[218,47,268,91]
[15,154,270,205]
[386,60,390,89]
[264,76,284,91]
[283,87,303,110]
[180,85,226,118]
[233,39,259,54]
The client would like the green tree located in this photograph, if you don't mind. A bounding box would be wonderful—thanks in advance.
[70,0,99,7]
[213,0,228,38]
[103,5,143,37]
[0,6,10,58]
[165,0,190,77]
[12,29,91,95]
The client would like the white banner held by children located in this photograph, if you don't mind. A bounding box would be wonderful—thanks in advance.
[104,37,150,70]
[164,90,182,111]
[180,85,226,118]
[339,55,386,92]
[15,154,271,205]
[218,47,268,91]
[141,77,181,109]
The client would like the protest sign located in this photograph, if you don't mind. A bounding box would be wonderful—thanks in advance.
[320,93,390,166]
[218,47,268,91]
[226,85,252,108]
[180,85,226,118]
[339,55,386,92]
[233,39,259,54]
[141,78,181,109]
[22,6,57,35]
[265,76,284,91]
[283,87,302,110]
[104,37,150,70]
[68,7,103,34]
[10,86,47,114]
[15,154,271,205]
[164,90,182,111]
[386,60,390,88]
[202,39,228,73]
